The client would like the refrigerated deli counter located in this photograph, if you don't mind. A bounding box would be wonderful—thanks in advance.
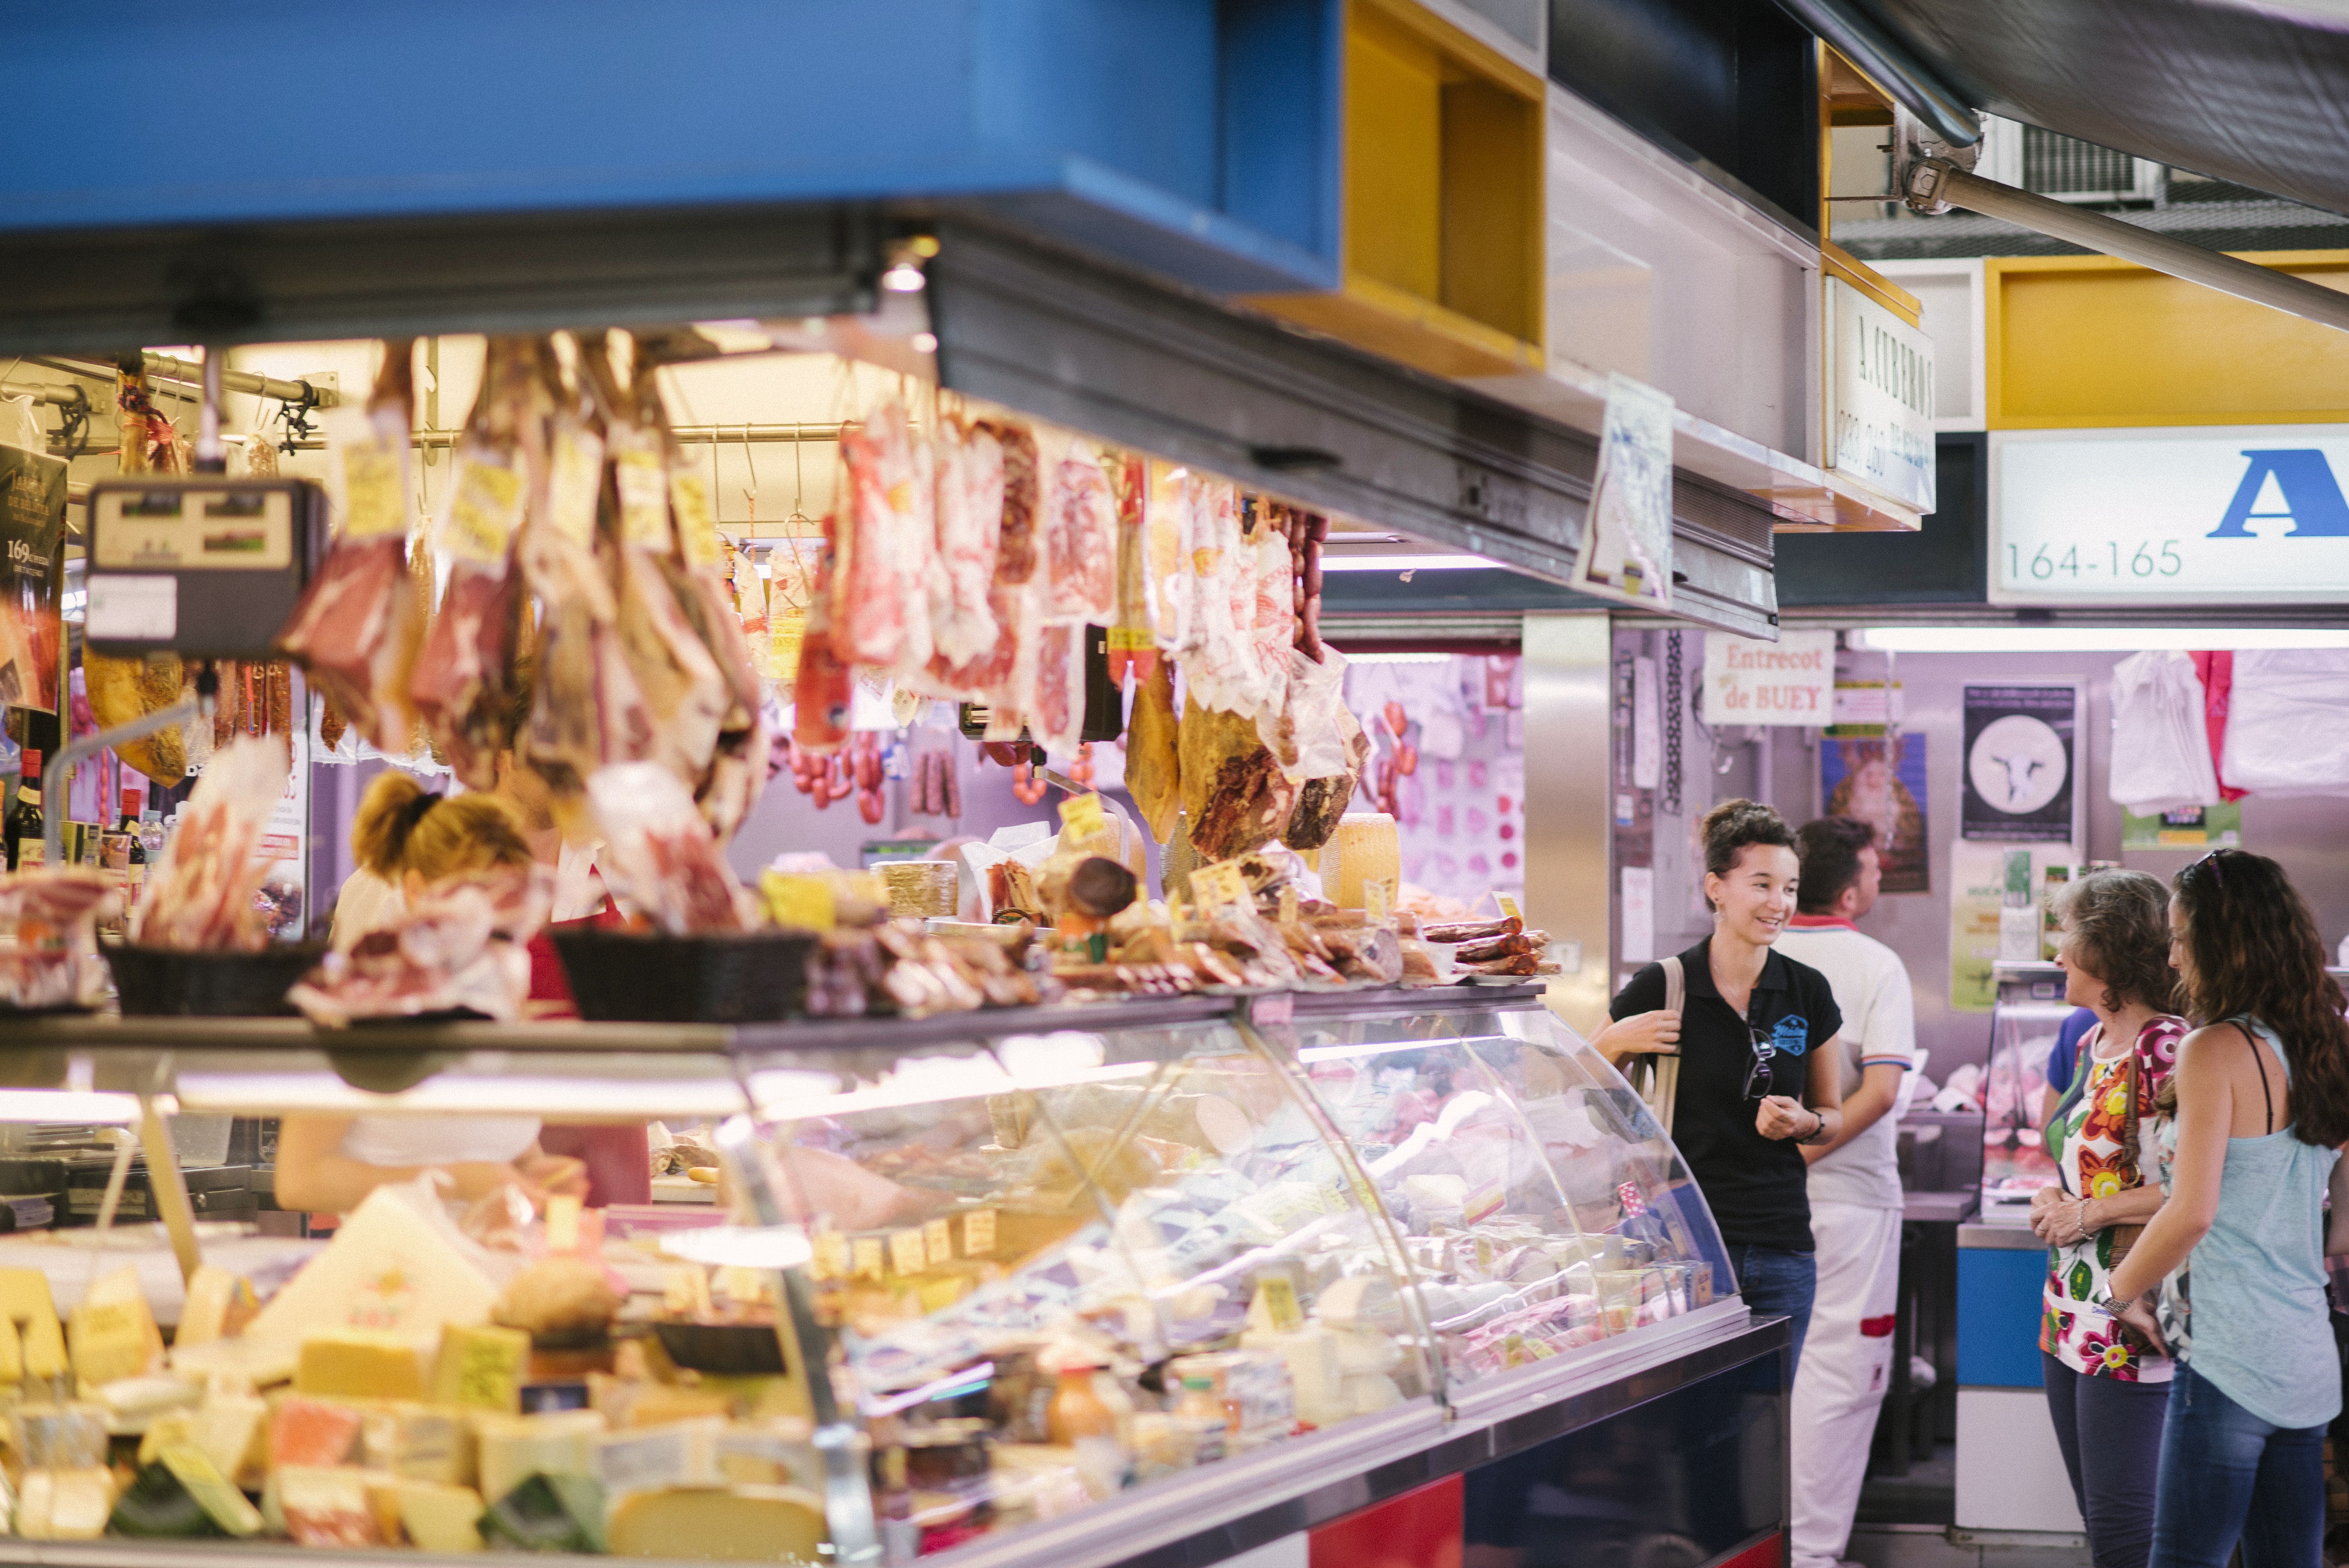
[0,987,1788,1568]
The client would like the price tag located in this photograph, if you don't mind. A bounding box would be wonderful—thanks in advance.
[1277,885,1299,927]
[671,470,721,567]
[1252,1276,1303,1333]
[813,1230,850,1281]
[769,618,805,688]
[615,449,671,550]
[924,1218,954,1265]
[545,426,605,548]
[1496,893,1522,922]
[1364,877,1394,926]
[852,1237,885,1281]
[1191,857,1250,912]
[339,444,407,539]
[443,456,523,564]
[962,1208,996,1256]
[1058,792,1107,844]
[889,1228,928,1276]
[545,1194,582,1253]
[760,871,837,933]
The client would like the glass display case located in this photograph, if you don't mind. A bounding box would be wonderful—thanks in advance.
[0,988,1738,1568]
[1978,962,2073,1220]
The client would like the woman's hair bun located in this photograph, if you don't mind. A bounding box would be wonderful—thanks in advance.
[1698,798,1797,904]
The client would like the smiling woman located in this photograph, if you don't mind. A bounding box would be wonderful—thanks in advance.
[1592,798,1849,1373]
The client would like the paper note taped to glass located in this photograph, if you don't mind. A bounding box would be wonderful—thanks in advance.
[1576,371,1676,609]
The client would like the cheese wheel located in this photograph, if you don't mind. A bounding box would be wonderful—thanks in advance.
[1324,813,1399,910]
[606,1485,826,1562]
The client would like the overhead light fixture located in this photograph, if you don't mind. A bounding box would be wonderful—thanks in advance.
[880,263,926,293]
[0,1090,154,1125]
[1319,555,1495,573]
[1855,625,2349,654]
[1335,651,1456,665]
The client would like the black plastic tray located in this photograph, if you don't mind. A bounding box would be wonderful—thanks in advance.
[552,927,816,1024]
[103,943,326,1017]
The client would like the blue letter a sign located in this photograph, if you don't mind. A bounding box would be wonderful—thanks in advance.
[2210,449,2349,538]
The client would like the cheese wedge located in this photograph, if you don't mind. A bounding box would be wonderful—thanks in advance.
[297,1329,430,1402]
[69,1265,164,1386]
[606,1485,827,1562]
[0,1267,68,1382]
[433,1322,530,1413]
[393,1480,486,1554]
[176,1267,257,1347]
[363,1402,473,1486]
[471,1410,606,1507]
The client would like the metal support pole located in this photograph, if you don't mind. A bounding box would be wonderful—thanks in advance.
[1908,160,2349,335]
[45,697,199,870]
[194,347,225,474]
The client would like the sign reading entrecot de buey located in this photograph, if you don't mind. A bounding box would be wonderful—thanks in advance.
[1994,426,2349,604]
[1825,277,1936,513]
[1702,631,1836,726]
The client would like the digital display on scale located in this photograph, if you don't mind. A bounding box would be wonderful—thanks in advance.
[1992,426,2349,604]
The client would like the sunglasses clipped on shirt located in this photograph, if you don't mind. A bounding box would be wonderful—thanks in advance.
[1742,1025,1779,1101]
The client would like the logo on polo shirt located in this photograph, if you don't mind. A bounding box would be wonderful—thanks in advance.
[1772,1016,1809,1057]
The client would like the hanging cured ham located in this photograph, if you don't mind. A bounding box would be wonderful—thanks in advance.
[834,399,936,675]
[928,417,1004,671]
[1124,659,1180,844]
[1178,697,1296,862]
[1045,446,1116,623]
[406,337,540,789]
[277,340,428,755]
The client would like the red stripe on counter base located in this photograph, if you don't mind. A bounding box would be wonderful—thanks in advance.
[1308,1473,1461,1568]
[1712,1530,1785,1568]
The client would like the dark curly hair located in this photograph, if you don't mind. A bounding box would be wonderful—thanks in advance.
[2171,849,2349,1148]
[2053,868,2176,1015]
[1795,816,1875,915]
[1699,798,1797,912]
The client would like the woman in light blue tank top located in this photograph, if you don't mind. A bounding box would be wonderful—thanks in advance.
[2105,850,2349,1568]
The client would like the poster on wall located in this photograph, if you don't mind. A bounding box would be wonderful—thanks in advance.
[1961,683,2080,843]
[1821,732,1930,893]
[2121,802,2242,850]
[1948,841,2085,1011]
[1575,372,1675,609]
[0,445,67,714]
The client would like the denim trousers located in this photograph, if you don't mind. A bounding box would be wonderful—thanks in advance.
[1731,1243,1818,1377]
[2148,1362,2328,1568]
[2041,1353,2167,1568]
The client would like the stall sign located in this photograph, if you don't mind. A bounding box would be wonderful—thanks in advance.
[1993,426,2349,604]
[1700,631,1835,726]
[1961,683,2080,844]
[1825,278,1936,512]
[2121,802,2241,849]
[1576,372,1675,609]
[0,445,66,714]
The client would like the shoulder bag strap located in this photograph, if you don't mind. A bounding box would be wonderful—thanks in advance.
[1662,955,1684,1017]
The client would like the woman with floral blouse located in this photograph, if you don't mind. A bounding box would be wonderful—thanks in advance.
[2028,869,2183,1568]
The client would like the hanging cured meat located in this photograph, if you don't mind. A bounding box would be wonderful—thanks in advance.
[834,399,936,674]
[1107,454,1155,682]
[581,338,729,796]
[1028,621,1085,758]
[1123,659,1180,844]
[516,342,654,824]
[277,339,428,755]
[929,418,1004,670]
[406,337,540,789]
[1046,447,1116,623]
[1178,698,1296,862]
[86,363,188,787]
[792,515,854,755]
[978,419,1040,585]
[1144,460,1194,661]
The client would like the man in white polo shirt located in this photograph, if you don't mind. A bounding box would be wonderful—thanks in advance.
[1777,816,1916,1568]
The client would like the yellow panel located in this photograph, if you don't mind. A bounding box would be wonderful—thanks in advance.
[1346,6,1441,303]
[1251,274,1545,379]
[1441,79,1540,342]
[1989,251,2349,427]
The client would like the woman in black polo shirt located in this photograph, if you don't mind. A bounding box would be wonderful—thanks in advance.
[1595,798,1846,1370]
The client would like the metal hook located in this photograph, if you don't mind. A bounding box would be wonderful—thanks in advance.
[741,422,758,526]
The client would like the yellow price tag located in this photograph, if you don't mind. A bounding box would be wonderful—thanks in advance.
[813,1230,850,1281]
[1058,791,1108,844]
[339,445,406,539]
[615,448,670,550]
[1496,893,1522,922]
[924,1218,954,1265]
[545,1194,582,1253]
[443,456,523,564]
[889,1228,928,1276]
[852,1237,885,1281]
[545,427,605,548]
[1253,1276,1303,1333]
[1191,857,1250,912]
[769,618,806,688]
[671,470,721,568]
[1364,877,1393,926]
[962,1208,996,1256]
[760,870,837,933]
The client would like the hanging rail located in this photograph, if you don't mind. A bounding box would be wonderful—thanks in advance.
[37,352,339,410]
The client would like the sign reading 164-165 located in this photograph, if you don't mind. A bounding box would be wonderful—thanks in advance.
[1994,427,2349,604]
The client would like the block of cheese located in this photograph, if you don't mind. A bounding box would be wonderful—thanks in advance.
[246,1182,498,1347]
[96,1372,203,1425]
[169,1334,298,1390]
[155,1444,264,1536]
[297,1329,430,1402]
[188,1394,271,1490]
[69,1265,164,1386]
[276,1465,380,1548]
[481,1472,606,1555]
[1240,1324,1346,1428]
[1323,813,1399,910]
[595,1418,723,1497]
[363,1402,474,1486]
[471,1409,606,1507]
[176,1267,257,1347]
[433,1322,530,1413]
[394,1480,486,1553]
[0,1267,67,1382]
[16,1467,118,1541]
[269,1395,364,1468]
[607,1484,828,1561]
[711,1422,818,1490]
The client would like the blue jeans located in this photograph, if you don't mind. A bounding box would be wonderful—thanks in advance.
[1731,1244,1817,1376]
[2148,1362,2328,1568]
[2042,1353,2166,1568]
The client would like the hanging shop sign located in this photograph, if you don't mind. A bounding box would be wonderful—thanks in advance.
[1960,683,2081,844]
[1824,278,1936,513]
[1700,630,1836,726]
[0,443,66,713]
[1576,372,1676,609]
[1993,426,2349,605]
